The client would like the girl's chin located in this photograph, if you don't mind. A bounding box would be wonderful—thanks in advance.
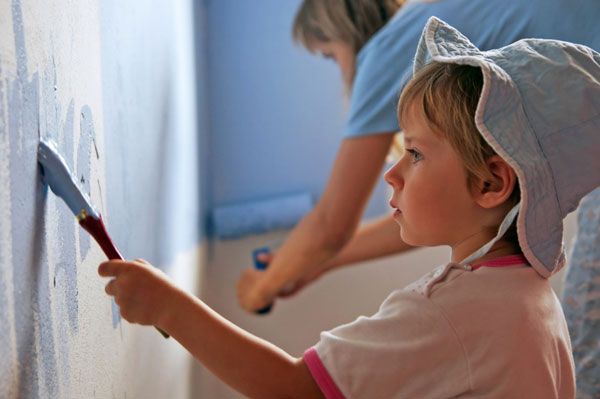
[400,229,435,248]
[399,229,417,246]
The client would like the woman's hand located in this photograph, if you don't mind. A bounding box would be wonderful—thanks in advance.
[236,265,276,313]
[98,259,176,327]
[236,251,327,312]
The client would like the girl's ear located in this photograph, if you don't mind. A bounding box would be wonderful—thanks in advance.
[472,155,517,209]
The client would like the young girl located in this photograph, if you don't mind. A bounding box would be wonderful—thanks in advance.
[99,19,600,398]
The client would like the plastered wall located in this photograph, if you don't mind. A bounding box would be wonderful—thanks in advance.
[0,1,203,398]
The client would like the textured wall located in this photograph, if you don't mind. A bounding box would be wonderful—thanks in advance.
[0,0,202,398]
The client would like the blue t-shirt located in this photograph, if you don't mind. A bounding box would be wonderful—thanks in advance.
[346,0,600,137]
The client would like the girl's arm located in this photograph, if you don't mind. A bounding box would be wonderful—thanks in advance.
[238,133,395,312]
[99,260,324,399]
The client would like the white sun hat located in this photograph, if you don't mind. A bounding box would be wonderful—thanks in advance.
[412,17,600,277]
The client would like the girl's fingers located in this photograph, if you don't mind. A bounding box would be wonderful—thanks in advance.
[99,259,144,277]
[105,278,118,296]
[99,262,118,277]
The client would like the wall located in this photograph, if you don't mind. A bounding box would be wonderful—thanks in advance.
[204,0,389,218]
[0,1,203,398]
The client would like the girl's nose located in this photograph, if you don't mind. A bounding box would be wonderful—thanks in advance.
[384,160,404,189]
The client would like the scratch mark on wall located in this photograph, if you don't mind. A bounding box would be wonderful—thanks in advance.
[93,136,99,159]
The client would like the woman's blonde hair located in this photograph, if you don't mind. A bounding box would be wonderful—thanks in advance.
[292,0,405,54]
[398,62,521,246]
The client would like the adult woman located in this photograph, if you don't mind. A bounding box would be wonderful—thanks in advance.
[237,0,600,315]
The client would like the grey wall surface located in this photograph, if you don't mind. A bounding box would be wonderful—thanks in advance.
[0,0,202,397]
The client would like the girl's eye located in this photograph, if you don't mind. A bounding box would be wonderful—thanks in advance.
[406,148,423,163]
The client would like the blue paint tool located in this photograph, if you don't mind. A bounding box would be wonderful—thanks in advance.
[37,139,169,338]
[252,247,273,314]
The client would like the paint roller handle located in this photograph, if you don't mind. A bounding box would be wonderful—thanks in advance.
[253,247,273,314]
[80,215,170,338]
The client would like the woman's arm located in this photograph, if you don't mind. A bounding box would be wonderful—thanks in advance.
[238,132,395,312]
[323,213,414,270]
[99,260,324,399]
[265,215,414,298]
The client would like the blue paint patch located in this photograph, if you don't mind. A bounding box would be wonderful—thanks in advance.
[4,0,200,396]
[8,67,44,399]
[9,0,46,391]
[55,99,79,334]
[6,1,86,396]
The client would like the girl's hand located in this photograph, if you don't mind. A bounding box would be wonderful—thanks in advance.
[98,259,176,327]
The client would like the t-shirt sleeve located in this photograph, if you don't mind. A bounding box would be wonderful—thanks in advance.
[345,45,413,138]
[304,290,470,398]
[344,8,426,138]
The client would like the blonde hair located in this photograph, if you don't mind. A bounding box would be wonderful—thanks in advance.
[292,0,405,54]
[399,62,496,190]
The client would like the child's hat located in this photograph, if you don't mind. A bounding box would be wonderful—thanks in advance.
[413,17,600,277]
